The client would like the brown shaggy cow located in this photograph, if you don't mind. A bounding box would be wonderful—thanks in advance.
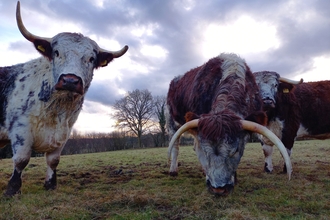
[166,54,292,196]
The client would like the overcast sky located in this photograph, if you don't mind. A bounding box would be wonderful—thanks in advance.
[1,0,330,133]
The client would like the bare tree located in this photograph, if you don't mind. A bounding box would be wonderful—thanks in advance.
[154,95,167,147]
[112,89,154,148]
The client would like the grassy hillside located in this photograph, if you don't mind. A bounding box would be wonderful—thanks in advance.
[0,140,329,219]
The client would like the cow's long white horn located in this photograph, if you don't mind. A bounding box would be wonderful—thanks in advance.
[279,77,303,85]
[16,1,52,43]
[241,120,292,180]
[99,45,129,58]
[167,119,199,160]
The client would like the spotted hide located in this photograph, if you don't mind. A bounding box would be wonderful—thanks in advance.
[0,1,128,196]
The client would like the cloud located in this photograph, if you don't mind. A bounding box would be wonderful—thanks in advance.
[1,0,330,132]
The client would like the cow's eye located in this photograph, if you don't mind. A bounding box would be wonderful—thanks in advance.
[230,148,239,157]
[89,57,95,63]
[54,50,59,57]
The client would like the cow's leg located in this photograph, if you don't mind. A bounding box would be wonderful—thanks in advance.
[281,132,295,174]
[4,135,32,196]
[282,148,292,173]
[262,118,284,173]
[262,144,274,173]
[44,146,63,190]
[194,140,207,175]
[169,139,180,176]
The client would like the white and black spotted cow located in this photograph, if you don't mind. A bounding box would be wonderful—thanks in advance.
[0,1,128,196]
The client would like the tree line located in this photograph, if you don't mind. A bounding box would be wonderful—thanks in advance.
[0,131,194,159]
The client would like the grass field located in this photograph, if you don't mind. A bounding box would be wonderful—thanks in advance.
[0,140,329,219]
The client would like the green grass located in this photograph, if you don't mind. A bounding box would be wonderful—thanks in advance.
[0,140,330,219]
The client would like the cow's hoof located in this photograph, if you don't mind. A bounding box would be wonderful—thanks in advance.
[44,181,57,190]
[169,171,178,176]
[3,189,21,197]
[264,163,272,173]
[264,168,272,173]
[281,166,288,174]
[44,172,57,190]
[4,182,22,197]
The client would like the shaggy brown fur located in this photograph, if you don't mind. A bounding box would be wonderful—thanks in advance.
[167,53,265,142]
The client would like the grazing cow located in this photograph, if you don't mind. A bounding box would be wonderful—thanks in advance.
[253,71,330,173]
[166,53,292,196]
[0,2,128,196]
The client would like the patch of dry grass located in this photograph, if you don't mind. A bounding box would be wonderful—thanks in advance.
[0,140,330,219]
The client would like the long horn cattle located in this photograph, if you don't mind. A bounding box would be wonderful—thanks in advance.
[166,53,292,196]
[254,71,330,173]
[0,1,128,196]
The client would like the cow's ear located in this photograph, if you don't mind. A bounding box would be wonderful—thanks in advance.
[279,82,294,94]
[185,112,200,122]
[245,111,268,126]
[97,52,114,68]
[33,39,52,60]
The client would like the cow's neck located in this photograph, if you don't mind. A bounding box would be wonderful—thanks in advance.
[30,93,83,152]
[41,91,84,126]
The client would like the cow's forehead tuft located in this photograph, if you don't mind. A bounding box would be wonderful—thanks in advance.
[51,33,99,51]
[254,71,279,83]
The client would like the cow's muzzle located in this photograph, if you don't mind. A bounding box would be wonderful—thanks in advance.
[207,180,234,196]
[55,74,83,95]
[263,97,275,108]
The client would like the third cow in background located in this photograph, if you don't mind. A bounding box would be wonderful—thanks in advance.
[254,71,330,173]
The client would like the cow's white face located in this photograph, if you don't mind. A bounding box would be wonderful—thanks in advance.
[16,2,106,98]
[254,71,280,109]
[50,33,99,95]
[196,132,248,196]
[16,2,127,99]
[31,33,120,103]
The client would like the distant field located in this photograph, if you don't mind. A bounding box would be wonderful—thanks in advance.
[0,140,329,219]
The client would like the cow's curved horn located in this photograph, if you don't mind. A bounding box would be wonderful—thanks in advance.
[167,119,198,160]
[16,1,52,43]
[99,45,129,58]
[167,118,292,180]
[279,77,303,85]
[241,120,292,180]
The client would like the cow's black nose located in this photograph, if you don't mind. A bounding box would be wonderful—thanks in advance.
[206,180,233,196]
[63,75,79,85]
[55,74,83,95]
[263,98,275,108]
